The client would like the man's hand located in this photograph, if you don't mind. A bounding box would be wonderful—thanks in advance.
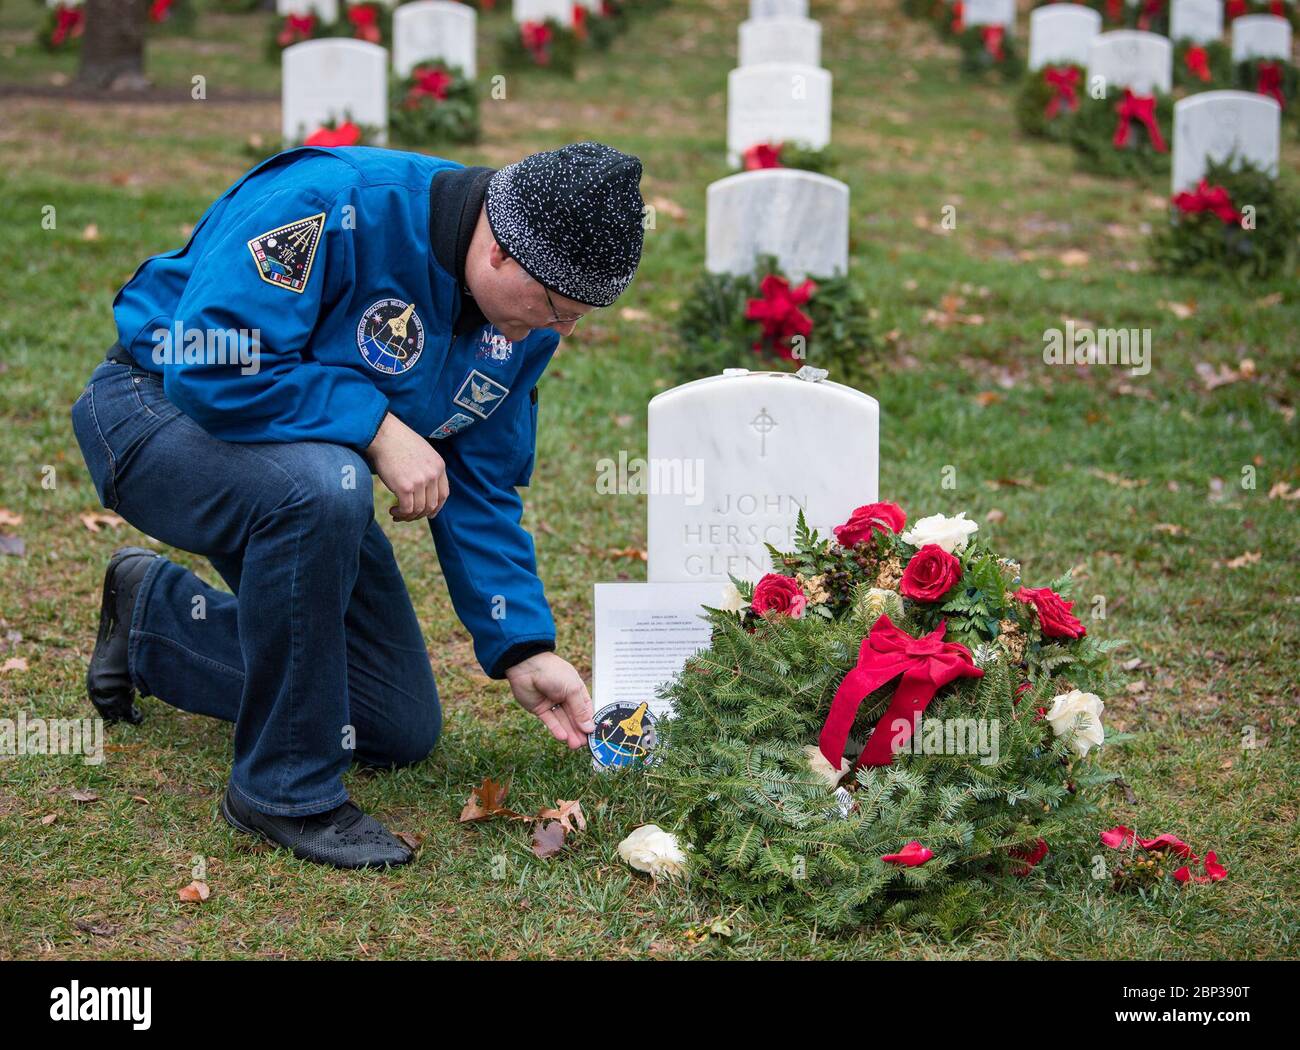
[364,412,449,521]
[505,652,596,750]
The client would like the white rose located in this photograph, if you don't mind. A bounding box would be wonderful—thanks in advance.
[804,744,851,789]
[617,825,688,879]
[1044,689,1105,758]
[717,581,747,613]
[901,511,979,554]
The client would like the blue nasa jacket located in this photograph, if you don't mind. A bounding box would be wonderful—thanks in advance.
[111,147,560,678]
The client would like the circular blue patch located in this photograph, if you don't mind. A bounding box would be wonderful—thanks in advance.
[588,701,657,769]
[357,298,425,374]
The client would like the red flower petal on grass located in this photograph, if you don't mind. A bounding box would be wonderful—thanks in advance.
[1138,833,1196,859]
[882,841,933,866]
[1175,850,1227,884]
[1010,838,1049,876]
[1100,825,1136,849]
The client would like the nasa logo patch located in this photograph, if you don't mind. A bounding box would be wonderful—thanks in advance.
[356,299,425,374]
[246,213,325,293]
[588,701,657,770]
[477,328,514,363]
[430,413,475,440]
[452,369,509,419]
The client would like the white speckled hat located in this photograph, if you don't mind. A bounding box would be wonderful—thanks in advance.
[485,141,645,308]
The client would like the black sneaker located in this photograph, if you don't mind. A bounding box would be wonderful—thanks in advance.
[87,546,158,725]
[220,788,414,869]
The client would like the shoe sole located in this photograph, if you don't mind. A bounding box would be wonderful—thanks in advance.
[87,547,154,726]
[220,792,413,870]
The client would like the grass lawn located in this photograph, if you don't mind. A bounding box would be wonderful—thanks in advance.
[0,0,1297,960]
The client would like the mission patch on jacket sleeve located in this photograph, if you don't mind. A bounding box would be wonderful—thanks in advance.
[246,212,325,293]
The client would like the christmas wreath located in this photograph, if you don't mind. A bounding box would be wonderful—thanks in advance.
[1068,86,1173,177]
[390,62,480,146]
[641,503,1126,932]
[266,8,331,59]
[1125,0,1169,33]
[1226,0,1300,29]
[37,0,84,51]
[1173,40,1232,91]
[498,17,582,76]
[956,23,1024,81]
[1032,0,1127,27]
[672,257,879,386]
[341,1,393,45]
[588,0,630,50]
[1015,63,1085,140]
[1150,159,1300,281]
[739,141,836,175]
[1235,56,1297,117]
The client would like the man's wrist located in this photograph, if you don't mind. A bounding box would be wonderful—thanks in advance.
[493,640,556,680]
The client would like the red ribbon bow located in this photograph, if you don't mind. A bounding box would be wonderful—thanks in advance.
[818,615,985,770]
[742,142,783,169]
[304,121,362,148]
[1105,0,1123,22]
[148,0,174,23]
[1044,65,1080,118]
[572,4,588,40]
[1269,0,1285,14]
[1173,179,1243,224]
[1226,0,1247,18]
[1136,0,1164,31]
[521,20,553,64]
[1113,89,1168,153]
[408,65,452,104]
[51,6,85,46]
[1185,45,1211,83]
[950,1,964,34]
[744,273,816,361]
[347,5,382,44]
[982,25,1004,62]
[1257,62,1285,108]
[278,13,316,47]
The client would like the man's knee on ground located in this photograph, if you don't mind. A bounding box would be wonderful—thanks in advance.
[284,446,373,539]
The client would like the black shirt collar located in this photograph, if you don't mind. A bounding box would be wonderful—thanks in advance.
[428,164,495,336]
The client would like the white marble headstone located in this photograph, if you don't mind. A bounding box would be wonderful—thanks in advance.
[393,1,477,78]
[282,39,388,145]
[513,0,576,26]
[1172,90,1281,192]
[706,169,849,281]
[277,0,339,21]
[750,0,809,17]
[962,0,1017,30]
[1088,30,1173,95]
[726,63,833,167]
[1231,15,1292,62]
[1169,0,1224,44]
[1029,4,1103,71]
[738,16,822,67]
[647,371,880,584]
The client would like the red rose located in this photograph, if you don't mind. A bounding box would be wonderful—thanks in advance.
[899,544,961,603]
[1015,586,1086,639]
[750,573,807,618]
[833,501,906,547]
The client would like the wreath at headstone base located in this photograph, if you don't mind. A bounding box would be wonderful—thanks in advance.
[389,62,480,146]
[1173,40,1232,91]
[498,18,582,76]
[1233,57,1298,121]
[1068,89,1174,178]
[1150,159,1300,281]
[672,257,880,387]
[956,25,1024,81]
[739,142,837,176]
[1015,64,1085,140]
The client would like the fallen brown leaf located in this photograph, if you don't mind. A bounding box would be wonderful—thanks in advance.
[70,789,99,803]
[79,512,126,533]
[0,509,21,527]
[178,880,210,903]
[1224,551,1261,569]
[531,821,567,859]
[1,657,28,673]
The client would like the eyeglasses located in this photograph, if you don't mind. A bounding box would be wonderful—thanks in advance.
[540,283,586,327]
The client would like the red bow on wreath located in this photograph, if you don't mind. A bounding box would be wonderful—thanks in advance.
[745,273,816,361]
[1105,0,1123,22]
[982,25,1005,62]
[1185,45,1211,83]
[1044,66,1080,118]
[278,13,316,47]
[304,121,362,147]
[1173,180,1243,225]
[148,0,174,23]
[1135,0,1164,31]
[348,5,382,44]
[743,142,783,169]
[1226,0,1247,18]
[819,615,985,770]
[521,21,552,64]
[572,4,588,40]
[1269,0,1286,14]
[950,1,964,34]
[1257,62,1286,108]
[407,66,452,105]
[51,5,85,46]
[1113,88,1167,153]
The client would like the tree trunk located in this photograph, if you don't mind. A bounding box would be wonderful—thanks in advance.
[77,0,151,92]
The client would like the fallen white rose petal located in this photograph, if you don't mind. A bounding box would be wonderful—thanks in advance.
[804,744,850,789]
[617,824,688,879]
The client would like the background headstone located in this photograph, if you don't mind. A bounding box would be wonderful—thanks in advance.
[706,169,849,280]
[277,0,339,21]
[1169,0,1224,44]
[963,0,1016,30]
[726,62,833,166]
[750,0,809,17]
[1088,30,1173,94]
[393,1,477,79]
[282,39,388,145]
[647,371,880,584]
[738,16,822,67]
[1231,15,1292,62]
[1028,4,1103,70]
[513,0,576,26]
[1172,90,1281,192]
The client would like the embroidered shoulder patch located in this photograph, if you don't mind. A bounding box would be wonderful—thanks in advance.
[246,212,325,293]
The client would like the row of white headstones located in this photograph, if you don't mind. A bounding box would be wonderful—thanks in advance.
[972,2,1289,193]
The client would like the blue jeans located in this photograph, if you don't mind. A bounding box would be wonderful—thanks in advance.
[70,358,442,816]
